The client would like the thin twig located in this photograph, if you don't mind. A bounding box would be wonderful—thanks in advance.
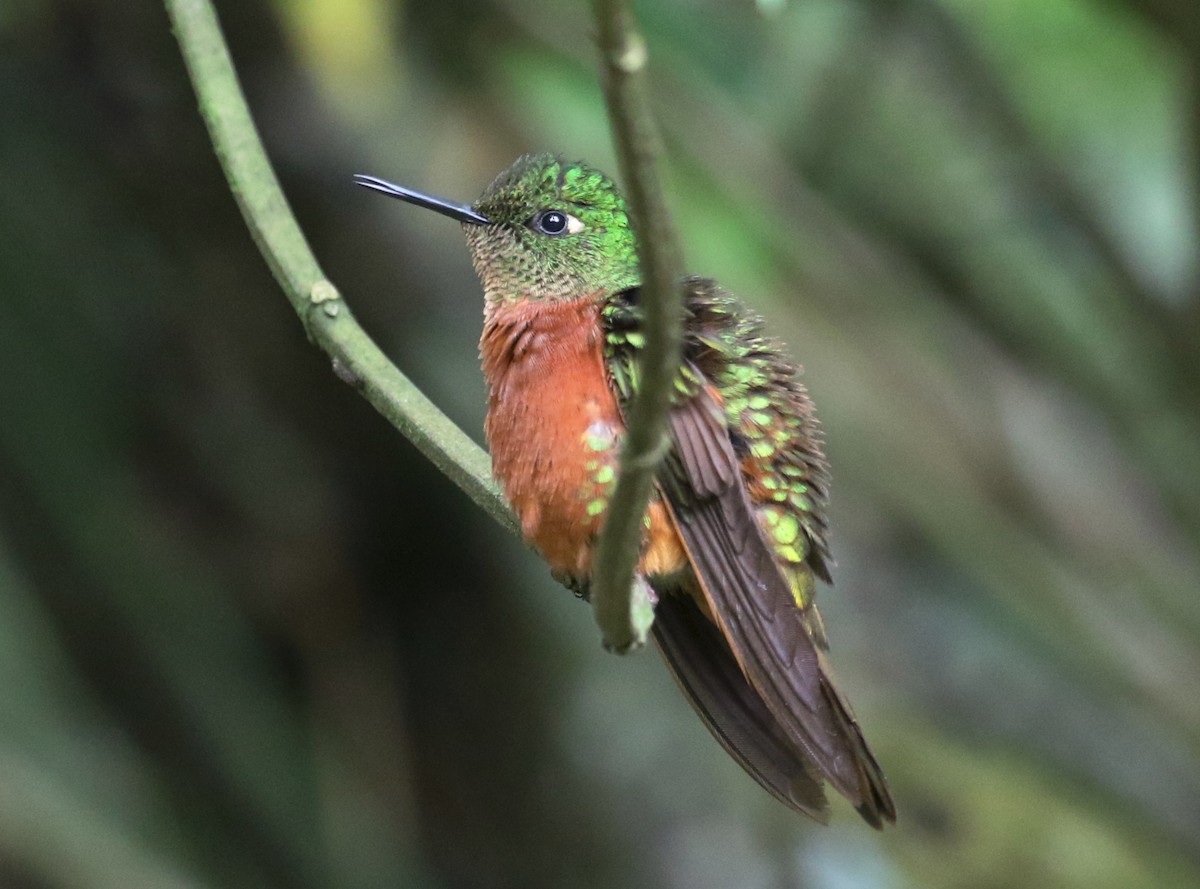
[165,0,514,536]
[590,0,685,651]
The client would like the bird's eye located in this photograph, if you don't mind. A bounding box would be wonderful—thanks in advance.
[530,209,585,236]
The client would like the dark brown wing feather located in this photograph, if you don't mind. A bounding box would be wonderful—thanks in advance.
[652,592,830,821]
[661,392,896,828]
[601,282,892,825]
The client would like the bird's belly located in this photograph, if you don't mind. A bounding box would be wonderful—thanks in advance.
[480,298,686,581]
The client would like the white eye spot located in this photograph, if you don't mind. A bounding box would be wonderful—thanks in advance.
[564,213,586,235]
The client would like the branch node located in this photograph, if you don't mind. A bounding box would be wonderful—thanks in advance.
[309,279,341,304]
[331,355,362,387]
[615,32,647,73]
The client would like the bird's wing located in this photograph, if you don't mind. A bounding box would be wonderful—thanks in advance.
[603,280,895,827]
[652,590,830,821]
[661,390,893,826]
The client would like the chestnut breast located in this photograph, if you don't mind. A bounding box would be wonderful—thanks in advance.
[480,296,685,580]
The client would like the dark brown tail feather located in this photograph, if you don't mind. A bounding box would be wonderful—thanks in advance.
[817,651,897,827]
[653,593,831,822]
[674,492,897,827]
[661,400,895,826]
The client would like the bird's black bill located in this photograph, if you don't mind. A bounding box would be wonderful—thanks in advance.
[353,174,489,225]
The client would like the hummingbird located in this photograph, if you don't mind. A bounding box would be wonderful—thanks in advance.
[355,154,895,827]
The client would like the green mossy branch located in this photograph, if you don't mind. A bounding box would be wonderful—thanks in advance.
[165,0,514,536]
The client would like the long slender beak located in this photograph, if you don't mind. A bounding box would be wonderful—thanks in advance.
[353,174,490,225]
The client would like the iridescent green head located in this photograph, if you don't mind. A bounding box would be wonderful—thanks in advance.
[356,154,641,304]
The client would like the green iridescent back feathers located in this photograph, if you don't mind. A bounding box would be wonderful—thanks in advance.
[603,278,832,622]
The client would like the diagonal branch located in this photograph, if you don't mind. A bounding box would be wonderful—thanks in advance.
[589,0,686,651]
[165,0,514,536]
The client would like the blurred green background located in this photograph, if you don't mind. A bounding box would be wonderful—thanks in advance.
[1,0,1198,887]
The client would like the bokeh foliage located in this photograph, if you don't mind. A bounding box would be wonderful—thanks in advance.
[1,0,1198,887]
